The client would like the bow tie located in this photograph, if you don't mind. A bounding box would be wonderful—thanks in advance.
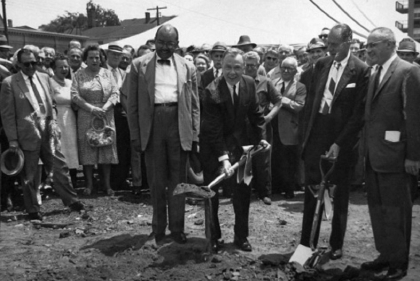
[157,59,171,66]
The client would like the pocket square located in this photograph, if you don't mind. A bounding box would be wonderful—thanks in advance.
[346,83,356,88]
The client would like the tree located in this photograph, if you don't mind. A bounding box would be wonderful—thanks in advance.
[39,0,120,34]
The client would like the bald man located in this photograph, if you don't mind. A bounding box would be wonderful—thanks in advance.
[127,25,200,244]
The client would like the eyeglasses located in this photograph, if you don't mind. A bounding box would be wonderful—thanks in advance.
[365,40,386,49]
[22,61,37,68]
[319,35,328,39]
[265,56,277,61]
[280,67,296,72]
[156,40,177,49]
[245,64,258,69]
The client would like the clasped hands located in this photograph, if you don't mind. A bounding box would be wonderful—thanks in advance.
[221,140,270,178]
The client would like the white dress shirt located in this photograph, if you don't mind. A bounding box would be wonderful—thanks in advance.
[21,71,47,114]
[154,55,178,104]
[319,50,351,114]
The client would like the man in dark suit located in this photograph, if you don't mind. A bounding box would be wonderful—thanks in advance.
[361,27,420,280]
[200,48,268,252]
[300,23,369,260]
[0,49,84,220]
[127,25,200,244]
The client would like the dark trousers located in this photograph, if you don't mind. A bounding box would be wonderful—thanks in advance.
[251,124,272,198]
[300,168,351,250]
[144,105,187,235]
[21,122,78,213]
[111,104,131,190]
[366,159,412,270]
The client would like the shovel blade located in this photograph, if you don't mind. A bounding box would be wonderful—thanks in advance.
[173,183,216,198]
[289,244,314,266]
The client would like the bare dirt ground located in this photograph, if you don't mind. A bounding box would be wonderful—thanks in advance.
[1,187,419,281]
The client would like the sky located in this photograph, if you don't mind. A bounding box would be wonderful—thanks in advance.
[5,0,408,45]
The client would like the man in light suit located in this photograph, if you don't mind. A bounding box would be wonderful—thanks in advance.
[361,27,420,280]
[300,23,369,260]
[0,49,84,220]
[272,57,306,199]
[127,24,200,244]
[200,48,268,252]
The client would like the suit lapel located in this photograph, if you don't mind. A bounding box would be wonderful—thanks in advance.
[145,54,156,106]
[332,55,355,107]
[373,57,398,100]
[311,57,333,117]
[220,78,235,118]
[365,69,376,118]
[17,72,38,111]
[173,54,186,98]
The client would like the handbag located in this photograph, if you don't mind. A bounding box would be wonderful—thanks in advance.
[86,116,115,147]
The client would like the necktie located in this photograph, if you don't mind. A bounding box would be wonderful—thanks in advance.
[233,85,239,112]
[157,59,170,66]
[373,65,382,93]
[280,82,285,95]
[111,68,119,86]
[29,76,46,114]
[215,69,219,78]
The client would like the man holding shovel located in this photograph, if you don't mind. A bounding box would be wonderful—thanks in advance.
[200,48,268,252]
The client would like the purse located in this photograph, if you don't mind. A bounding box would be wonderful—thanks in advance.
[86,116,115,147]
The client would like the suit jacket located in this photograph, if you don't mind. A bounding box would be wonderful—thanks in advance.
[276,80,306,145]
[365,56,420,173]
[126,52,200,152]
[104,63,126,90]
[0,71,55,151]
[200,75,266,161]
[199,68,216,102]
[302,54,369,166]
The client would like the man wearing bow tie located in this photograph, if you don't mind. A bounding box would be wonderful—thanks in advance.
[127,24,200,244]
[300,23,369,260]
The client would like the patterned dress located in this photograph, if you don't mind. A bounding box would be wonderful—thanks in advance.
[70,68,119,165]
[50,78,79,169]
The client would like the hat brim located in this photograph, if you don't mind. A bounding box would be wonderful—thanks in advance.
[0,45,13,49]
[307,46,327,51]
[210,49,226,53]
[397,49,419,54]
[107,48,123,54]
[1,148,24,176]
[232,43,257,48]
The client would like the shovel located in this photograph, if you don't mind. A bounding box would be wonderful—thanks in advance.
[173,145,265,260]
[289,154,336,268]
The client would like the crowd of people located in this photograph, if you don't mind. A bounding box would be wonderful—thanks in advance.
[0,21,420,279]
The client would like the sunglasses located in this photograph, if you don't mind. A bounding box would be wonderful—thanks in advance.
[266,56,277,61]
[365,40,386,49]
[22,61,37,67]
[319,35,328,39]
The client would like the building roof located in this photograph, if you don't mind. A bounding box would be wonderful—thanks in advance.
[82,16,175,42]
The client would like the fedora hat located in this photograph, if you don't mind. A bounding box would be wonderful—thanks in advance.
[397,39,419,55]
[210,41,228,53]
[232,35,256,48]
[307,38,327,51]
[107,42,123,53]
[0,35,12,49]
[1,148,24,176]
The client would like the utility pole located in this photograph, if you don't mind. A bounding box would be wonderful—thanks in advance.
[147,6,167,26]
[1,0,8,42]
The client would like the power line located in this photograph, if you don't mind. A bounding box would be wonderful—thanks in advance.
[350,0,376,28]
[333,0,370,33]
[309,0,367,39]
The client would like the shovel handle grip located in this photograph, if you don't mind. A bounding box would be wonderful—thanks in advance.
[207,161,241,189]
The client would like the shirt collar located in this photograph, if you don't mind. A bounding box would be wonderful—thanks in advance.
[156,54,173,62]
[107,63,118,71]
[21,70,33,81]
[334,49,351,68]
[380,53,398,74]
[227,81,240,95]
[213,67,221,77]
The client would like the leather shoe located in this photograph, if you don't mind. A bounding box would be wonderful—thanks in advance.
[211,239,224,253]
[171,232,187,244]
[361,259,389,271]
[234,236,252,252]
[284,191,295,199]
[385,267,407,280]
[69,201,85,212]
[329,249,343,260]
[28,212,43,221]
[262,197,272,205]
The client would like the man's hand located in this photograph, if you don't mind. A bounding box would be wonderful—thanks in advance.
[132,139,141,153]
[192,141,199,154]
[221,159,234,178]
[259,139,271,151]
[91,106,106,118]
[326,143,340,159]
[9,141,19,153]
[405,159,420,175]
